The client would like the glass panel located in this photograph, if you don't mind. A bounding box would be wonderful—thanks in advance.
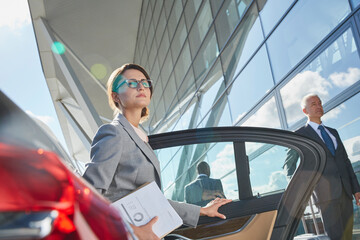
[156,139,299,204]
[152,95,166,129]
[351,0,360,8]
[148,38,157,71]
[221,4,264,84]
[156,141,235,204]
[228,45,274,125]
[205,94,232,127]
[171,16,187,63]
[215,0,252,50]
[155,9,167,47]
[188,0,213,58]
[173,99,197,131]
[152,0,163,26]
[184,0,203,30]
[150,57,160,81]
[158,28,170,67]
[257,0,294,36]
[217,97,233,126]
[241,96,281,128]
[144,4,152,37]
[280,28,360,127]
[196,61,225,127]
[177,66,196,103]
[174,41,191,87]
[193,27,219,83]
[161,51,173,88]
[163,73,177,111]
[206,143,236,200]
[210,0,224,16]
[147,22,155,51]
[267,0,351,82]
[164,0,174,19]
[167,0,183,41]
[247,142,292,196]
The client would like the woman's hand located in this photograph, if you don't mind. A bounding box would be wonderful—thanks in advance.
[199,198,232,219]
[131,216,160,240]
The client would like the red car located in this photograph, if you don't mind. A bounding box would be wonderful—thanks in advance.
[0,143,130,240]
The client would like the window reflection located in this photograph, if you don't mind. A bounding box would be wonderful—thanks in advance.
[215,0,252,50]
[196,61,225,127]
[173,99,197,131]
[204,94,232,127]
[174,41,192,88]
[228,45,274,125]
[267,0,351,82]
[241,96,281,128]
[280,28,360,127]
[257,0,294,36]
[221,3,264,84]
[188,0,213,58]
[351,0,360,8]
[184,0,202,30]
[247,142,290,196]
[167,0,183,41]
[193,27,219,83]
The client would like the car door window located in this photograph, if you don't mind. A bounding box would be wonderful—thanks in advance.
[155,140,299,205]
[150,127,326,239]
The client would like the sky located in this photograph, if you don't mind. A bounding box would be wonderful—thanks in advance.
[0,0,67,150]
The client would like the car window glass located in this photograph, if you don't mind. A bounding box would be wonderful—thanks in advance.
[246,142,297,196]
[155,139,299,205]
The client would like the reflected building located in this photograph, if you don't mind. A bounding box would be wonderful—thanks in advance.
[28,0,360,237]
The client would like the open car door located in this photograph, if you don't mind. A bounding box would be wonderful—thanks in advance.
[149,127,326,240]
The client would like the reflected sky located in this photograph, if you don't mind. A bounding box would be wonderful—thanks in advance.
[322,92,360,162]
[267,0,351,82]
[281,27,360,127]
[242,96,281,128]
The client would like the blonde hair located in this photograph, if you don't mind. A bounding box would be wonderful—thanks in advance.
[107,63,153,123]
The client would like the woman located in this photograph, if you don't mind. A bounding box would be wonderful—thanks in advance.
[83,63,231,238]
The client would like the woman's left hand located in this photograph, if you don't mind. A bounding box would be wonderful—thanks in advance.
[199,197,232,219]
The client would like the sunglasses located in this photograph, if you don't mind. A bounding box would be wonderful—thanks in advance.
[112,75,152,92]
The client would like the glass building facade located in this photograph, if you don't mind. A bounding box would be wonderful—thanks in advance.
[134,0,360,236]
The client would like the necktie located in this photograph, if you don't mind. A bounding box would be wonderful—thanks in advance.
[318,125,335,156]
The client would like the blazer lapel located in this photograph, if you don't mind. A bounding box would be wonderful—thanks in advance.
[115,114,161,177]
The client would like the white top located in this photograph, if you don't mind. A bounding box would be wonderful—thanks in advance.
[130,123,149,142]
[307,120,338,149]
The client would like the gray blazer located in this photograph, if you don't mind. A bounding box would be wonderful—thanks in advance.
[83,114,200,227]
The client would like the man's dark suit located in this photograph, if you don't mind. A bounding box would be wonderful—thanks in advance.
[286,123,360,239]
[185,175,225,207]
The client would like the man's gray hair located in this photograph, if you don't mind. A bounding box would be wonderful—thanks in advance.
[301,93,319,109]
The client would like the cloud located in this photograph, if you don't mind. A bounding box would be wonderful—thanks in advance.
[280,70,332,125]
[0,0,31,30]
[322,104,345,122]
[210,144,236,179]
[343,136,360,163]
[252,170,288,195]
[233,112,246,125]
[26,110,54,125]
[329,68,360,88]
[242,97,280,128]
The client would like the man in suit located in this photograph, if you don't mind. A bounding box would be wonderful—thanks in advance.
[185,161,226,207]
[284,93,360,239]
